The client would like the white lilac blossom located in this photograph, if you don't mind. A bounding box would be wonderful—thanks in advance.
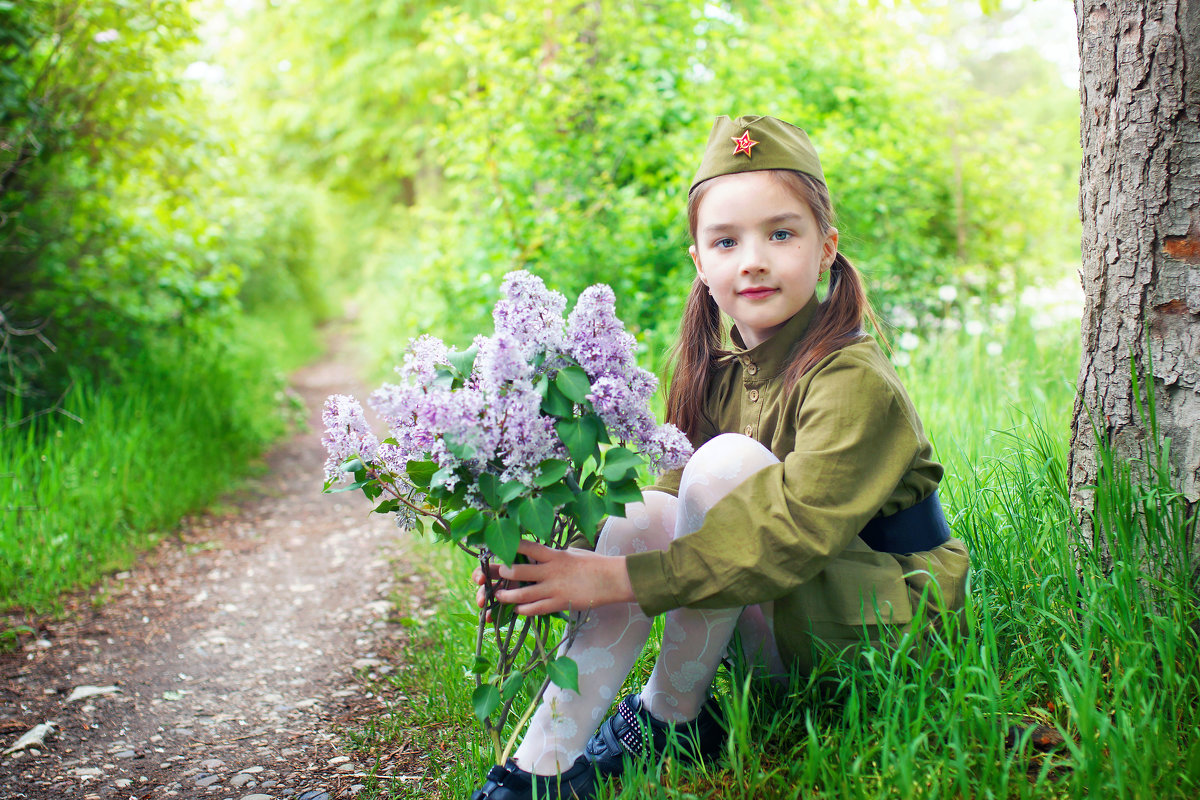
[323,272,693,509]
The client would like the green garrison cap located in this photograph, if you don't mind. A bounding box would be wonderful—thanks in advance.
[690,115,826,192]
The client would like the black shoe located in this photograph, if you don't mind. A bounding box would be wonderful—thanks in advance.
[470,754,595,800]
[583,693,725,777]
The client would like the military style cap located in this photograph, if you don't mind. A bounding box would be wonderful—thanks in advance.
[690,115,826,192]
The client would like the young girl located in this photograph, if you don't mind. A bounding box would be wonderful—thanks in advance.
[470,115,971,800]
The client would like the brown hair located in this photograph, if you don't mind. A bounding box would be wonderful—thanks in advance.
[666,170,880,440]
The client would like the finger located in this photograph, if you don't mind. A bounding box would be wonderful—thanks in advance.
[515,539,556,562]
[515,598,566,616]
[476,585,487,609]
[493,583,549,607]
[496,563,544,582]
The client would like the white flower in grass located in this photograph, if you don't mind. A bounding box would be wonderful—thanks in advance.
[899,332,920,351]
[893,351,912,368]
[937,285,958,303]
[986,341,1003,357]
[965,320,985,337]
[93,29,119,44]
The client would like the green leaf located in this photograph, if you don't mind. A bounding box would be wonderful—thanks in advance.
[540,483,575,508]
[485,516,520,565]
[406,459,438,488]
[555,365,591,403]
[556,417,599,470]
[500,673,525,701]
[518,496,555,542]
[341,457,365,473]
[373,498,400,514]
[478,472,500,508]
[469,655,491,674]
[445,435,477,461]
[433,368,457,389]
[430,466,457,490]
[547,657,579,693]
[541,382,574,418]
[448,344,479,377]
[450,508,486,539]
[327,479,372,494]
[606,477,644,505]
[499,480,526,505]
[568,492,606,544]
[602,447,644,482]
[534,459,570,488]
[472,684,501,722]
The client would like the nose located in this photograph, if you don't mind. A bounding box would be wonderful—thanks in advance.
[738,239,767,274]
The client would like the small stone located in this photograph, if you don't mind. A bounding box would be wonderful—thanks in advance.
[114,779,133,788]
[349,785,365,796]
[241,795,275,800]
[259,779,278,788]
[326,756,349,766]
[230,773,254,788]
[201,757,226,770]
[238,766,265,774]
[196,774,222,787]
[116,750,137,759]
[72,767,103,778]
[297,791,330,800]
[336,764,355,773]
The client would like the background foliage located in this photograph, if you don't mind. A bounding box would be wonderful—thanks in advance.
[224,0,1080,373]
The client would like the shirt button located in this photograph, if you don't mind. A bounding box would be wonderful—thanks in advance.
[748,389,759,403]
[745,362,759,376]
[744,424,753,436]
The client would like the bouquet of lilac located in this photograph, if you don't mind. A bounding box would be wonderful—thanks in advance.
[321,270,690,763]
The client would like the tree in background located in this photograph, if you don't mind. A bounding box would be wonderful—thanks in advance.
[1070,0,1199,555]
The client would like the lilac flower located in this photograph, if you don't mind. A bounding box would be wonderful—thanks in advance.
[398,335,449,383]
[493,271,566,356]
[321,394,379,481]
[644,424,692,473]
[565,284,639,382]
[490,385,566,486]
[476,332,532,391]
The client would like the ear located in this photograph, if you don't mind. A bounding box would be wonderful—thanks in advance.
[689,244,708,285]
[821,227,839,271]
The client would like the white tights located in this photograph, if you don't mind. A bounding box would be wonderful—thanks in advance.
[513,433,787,775]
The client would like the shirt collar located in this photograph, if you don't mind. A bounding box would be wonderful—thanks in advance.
[728,293,820,380]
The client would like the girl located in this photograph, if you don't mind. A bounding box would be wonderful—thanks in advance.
[470,114,971,800]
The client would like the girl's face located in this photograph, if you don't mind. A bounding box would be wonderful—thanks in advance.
[689,171,838,349]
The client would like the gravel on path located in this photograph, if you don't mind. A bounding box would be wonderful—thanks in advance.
[0,335,411,800]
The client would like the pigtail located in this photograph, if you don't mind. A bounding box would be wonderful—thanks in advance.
[666,276,726,440]
[782,249,876,387]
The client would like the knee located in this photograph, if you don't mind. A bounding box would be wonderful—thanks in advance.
[593,490,674,556]
[682,433,778,486]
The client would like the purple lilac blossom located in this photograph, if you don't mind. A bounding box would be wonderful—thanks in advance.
[321,394,380,482]
[398,334,449,382]
[565,284,640,382]
[493,271,566,357]
[476,332,532,392]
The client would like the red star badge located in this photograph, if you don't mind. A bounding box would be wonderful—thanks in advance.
[731,131,758,158]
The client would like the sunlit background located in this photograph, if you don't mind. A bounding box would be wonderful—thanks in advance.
[2,0,1086,607]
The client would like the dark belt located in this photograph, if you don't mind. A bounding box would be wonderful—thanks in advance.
[858,490,952,553]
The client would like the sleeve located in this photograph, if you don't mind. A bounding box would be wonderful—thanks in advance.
[624,355,923,616]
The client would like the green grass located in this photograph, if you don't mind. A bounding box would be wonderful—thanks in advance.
[341,318,1199,799]
[0,307,319,614]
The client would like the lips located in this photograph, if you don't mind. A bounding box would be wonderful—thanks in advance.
[738,287,778,300]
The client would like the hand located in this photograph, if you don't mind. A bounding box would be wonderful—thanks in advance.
[472,540,635,616]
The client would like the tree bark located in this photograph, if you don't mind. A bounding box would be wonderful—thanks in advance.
[1071,1,1200,553]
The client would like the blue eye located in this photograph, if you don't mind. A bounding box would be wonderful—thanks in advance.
[770,230,792,241]
[715,238,736,249]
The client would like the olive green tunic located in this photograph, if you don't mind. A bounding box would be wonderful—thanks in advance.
[625,295,970,671]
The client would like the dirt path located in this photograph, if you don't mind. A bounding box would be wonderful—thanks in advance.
[0,333,409,800]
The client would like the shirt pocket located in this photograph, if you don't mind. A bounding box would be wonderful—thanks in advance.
[779,537,914,627]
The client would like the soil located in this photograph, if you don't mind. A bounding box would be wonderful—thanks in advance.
[0,333,414,800]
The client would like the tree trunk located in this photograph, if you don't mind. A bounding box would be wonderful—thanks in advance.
[1071,1,1199,553]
